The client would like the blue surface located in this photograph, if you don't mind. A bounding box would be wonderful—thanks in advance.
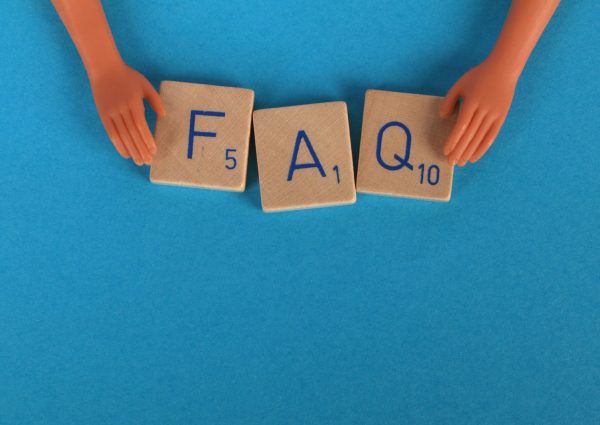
[1,1,599,423]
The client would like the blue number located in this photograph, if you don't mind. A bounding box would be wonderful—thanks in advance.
[225,148,237,170]
[428,165,440,186]
[333,165,340,184]
[418,163,440,186]
[418,163,425,184]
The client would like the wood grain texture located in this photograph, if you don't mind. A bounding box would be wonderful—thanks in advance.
[357,90,457,202]
[150,81,254,191]
[253,102,356,212]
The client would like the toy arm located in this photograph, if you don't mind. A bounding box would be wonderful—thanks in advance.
[441,0,560,166]
[486,0,561,79]
[51,0,165,165]
[50,0,123,77]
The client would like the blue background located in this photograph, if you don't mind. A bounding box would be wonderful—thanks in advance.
[1,0,599,423]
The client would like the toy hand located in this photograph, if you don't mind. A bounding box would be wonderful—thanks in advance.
[90,63,165,165]
[440,60,517,166]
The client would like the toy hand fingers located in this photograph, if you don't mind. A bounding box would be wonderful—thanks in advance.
[470,120,503,163]
[122,110,152,164]
[102,116,130,159]
[443,101,476,161]
[458,116,495,166]
[113,114,144,166]
[130,101,157,155]
[141,78,166,117]
[440,80,462,119]
[448,109,485,166]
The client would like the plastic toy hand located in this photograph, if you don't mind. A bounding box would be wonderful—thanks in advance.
[90,63,165,165]
[440,60,517,166]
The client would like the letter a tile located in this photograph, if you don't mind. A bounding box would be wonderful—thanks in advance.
[253,102,356,212]
[150,81,254,191]
[357,90,457,201]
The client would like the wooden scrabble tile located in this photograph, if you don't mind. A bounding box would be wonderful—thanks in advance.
[253,102,356,212]
[356,90,457,202]
[150,81,254,191]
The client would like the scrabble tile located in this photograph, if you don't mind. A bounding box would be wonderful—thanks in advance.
[150,81,254,191]
[356,90,457,202]
[253,102,356,212]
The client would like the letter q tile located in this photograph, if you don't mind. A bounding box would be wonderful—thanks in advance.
[357,90,456,201]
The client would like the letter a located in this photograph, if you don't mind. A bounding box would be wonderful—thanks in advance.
[287,130,327,181]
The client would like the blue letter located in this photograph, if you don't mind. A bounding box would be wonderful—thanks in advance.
[188,110,226,159]
[287,130,327,181]
[376,121,414,171]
